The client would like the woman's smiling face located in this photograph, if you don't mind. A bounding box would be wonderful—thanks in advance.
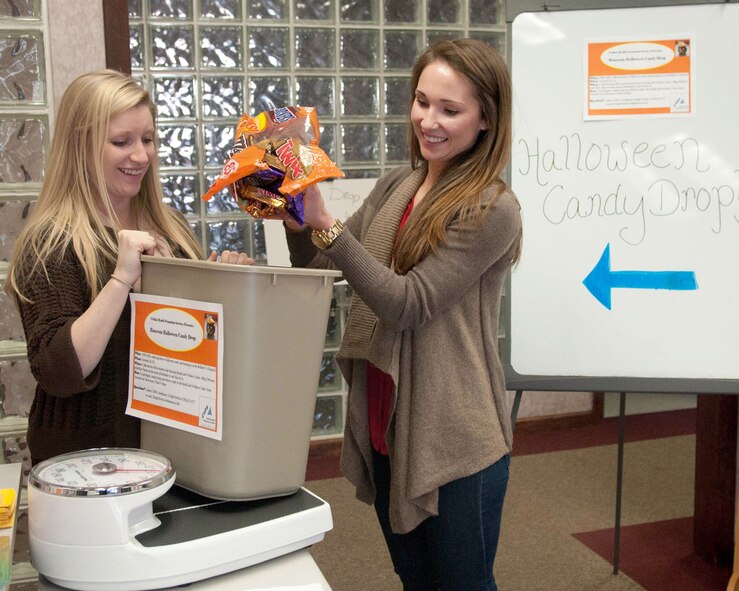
[101,104,155,205]
[410,59,487,170]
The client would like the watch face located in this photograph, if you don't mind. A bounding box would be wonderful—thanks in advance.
[30,448,174,497]
[311,220,344,250]
[310,231,329,250]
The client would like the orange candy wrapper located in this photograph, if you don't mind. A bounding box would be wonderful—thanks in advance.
[201,106,344,224]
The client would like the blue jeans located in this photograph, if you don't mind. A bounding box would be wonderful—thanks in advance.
[372,449,510,591]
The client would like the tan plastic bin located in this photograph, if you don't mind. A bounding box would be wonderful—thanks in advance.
[139,256,341,500]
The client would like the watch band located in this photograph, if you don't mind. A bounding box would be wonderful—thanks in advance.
[311,219,346,250]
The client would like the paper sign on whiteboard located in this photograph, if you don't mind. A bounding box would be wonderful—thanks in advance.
[126,294,224,440]
[585,37,692,119]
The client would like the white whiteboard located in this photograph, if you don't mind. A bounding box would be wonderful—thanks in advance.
[508,2,739,386]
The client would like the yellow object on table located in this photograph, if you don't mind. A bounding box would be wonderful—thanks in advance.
[0,489,16,529]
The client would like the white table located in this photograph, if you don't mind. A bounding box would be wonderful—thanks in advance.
[37,548,331,590]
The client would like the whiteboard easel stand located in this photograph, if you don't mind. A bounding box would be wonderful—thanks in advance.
[510,389,629,574]
[730,499,739,591]
[613,392,626,575]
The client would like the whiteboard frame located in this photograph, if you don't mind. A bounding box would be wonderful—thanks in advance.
[503,0,739,394]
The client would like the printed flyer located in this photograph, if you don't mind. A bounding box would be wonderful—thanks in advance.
[585,38,692,119]
[126,294,224,440]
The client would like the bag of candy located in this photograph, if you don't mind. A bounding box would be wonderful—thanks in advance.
[201,106,344,224]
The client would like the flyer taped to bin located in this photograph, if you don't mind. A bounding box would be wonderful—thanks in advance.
[126,293,224,440]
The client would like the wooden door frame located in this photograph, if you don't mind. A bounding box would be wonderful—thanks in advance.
[102,0,131,73]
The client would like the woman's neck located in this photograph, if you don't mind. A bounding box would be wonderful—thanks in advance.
[426,160,445,184]
[118,215,138,231]
[416,162,443,206]
[99,200,137,230]
[414,177,433,206]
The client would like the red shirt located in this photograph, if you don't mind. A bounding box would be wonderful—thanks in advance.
[367,197,415,455]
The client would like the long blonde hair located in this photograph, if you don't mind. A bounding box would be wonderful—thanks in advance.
[6,69,202,303]
[394,38,521,273]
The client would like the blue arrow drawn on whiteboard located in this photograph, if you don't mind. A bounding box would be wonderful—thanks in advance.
[583,244,698,310]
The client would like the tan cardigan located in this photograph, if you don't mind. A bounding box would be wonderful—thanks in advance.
[286,165,522,533]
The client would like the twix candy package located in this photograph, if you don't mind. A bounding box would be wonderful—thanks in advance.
[201,106,344,224]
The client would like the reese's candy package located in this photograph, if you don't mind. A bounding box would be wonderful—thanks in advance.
[201,106,343,224]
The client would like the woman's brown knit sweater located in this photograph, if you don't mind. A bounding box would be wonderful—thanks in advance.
[15,244,138,463]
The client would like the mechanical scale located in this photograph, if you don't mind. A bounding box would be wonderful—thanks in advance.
[28,448,332,591]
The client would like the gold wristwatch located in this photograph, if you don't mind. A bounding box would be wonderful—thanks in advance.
[311,219,345,250]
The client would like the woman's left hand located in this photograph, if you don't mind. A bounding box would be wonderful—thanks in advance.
[208,250,256,265]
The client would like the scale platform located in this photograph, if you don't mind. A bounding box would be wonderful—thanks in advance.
[31,483,333,591]
[141,484,329,550]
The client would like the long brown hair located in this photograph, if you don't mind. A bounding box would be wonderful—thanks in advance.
[394,38,520,273]
[6,69,203,303]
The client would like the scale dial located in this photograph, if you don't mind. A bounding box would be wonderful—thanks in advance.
[29,448,174,497]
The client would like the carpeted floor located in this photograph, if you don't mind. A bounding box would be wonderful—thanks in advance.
[305,409,732,590]
[574,517,732,591]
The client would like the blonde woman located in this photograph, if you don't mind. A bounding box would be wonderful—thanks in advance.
[6,69,252,464]
[279,39,522,589]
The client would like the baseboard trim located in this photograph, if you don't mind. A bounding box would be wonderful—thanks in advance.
[306,438,343,481]
[513,392,604,434]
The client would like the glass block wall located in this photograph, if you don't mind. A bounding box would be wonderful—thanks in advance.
[0,1,45,456]
[0,0,48,582]
[128,0,506,438]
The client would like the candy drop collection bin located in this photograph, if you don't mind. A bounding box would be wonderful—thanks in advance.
[139,256,341,500]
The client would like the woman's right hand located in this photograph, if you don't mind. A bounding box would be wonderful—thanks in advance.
[301,184,335,231]
[257,184,334,231]
[72,230,157,378]
[113,230,157,290]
